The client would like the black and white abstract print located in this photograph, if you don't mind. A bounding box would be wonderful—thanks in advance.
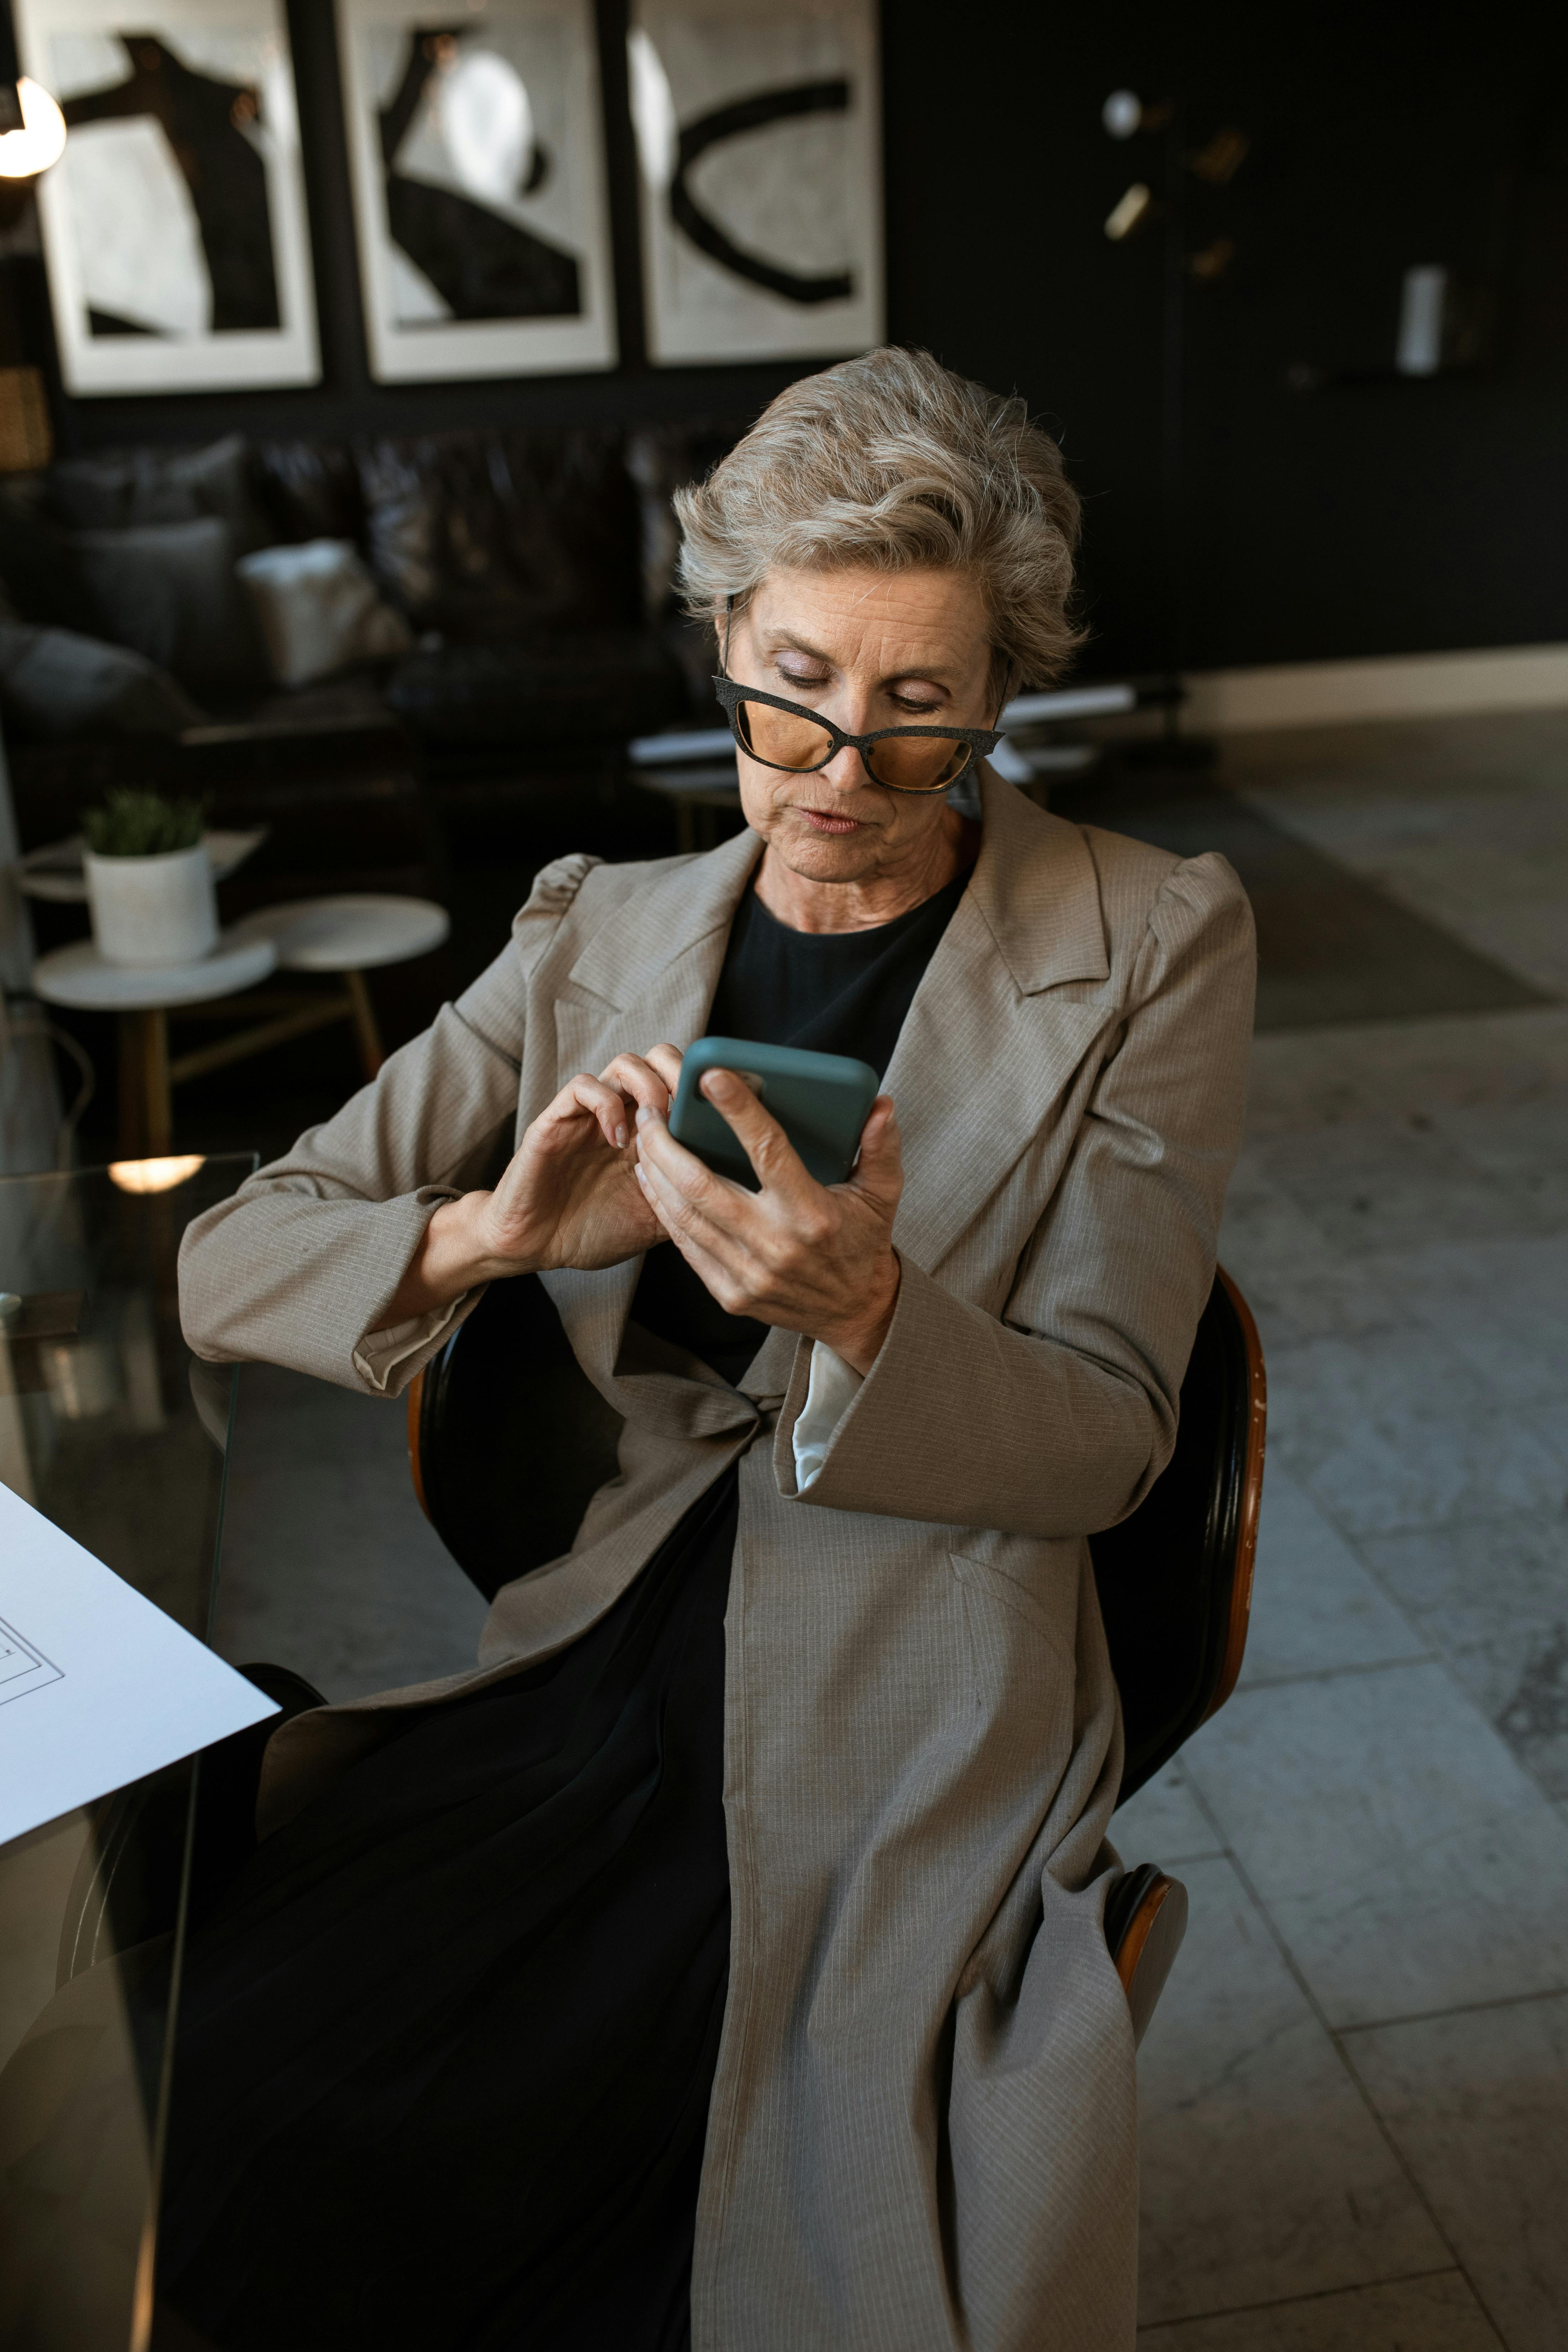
[630,0,883,366]
[338,0,616,382]
[16,0,319,395]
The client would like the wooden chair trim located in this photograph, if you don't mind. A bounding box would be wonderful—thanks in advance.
[1204,1265,1267,1721]
[407,1365,431,1523]
[1113,1870,1177,1999]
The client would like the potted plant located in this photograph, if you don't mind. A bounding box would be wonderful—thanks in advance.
[82,790,217,968]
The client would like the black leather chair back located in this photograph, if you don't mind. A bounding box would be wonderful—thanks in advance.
[410,1271,1265,1807]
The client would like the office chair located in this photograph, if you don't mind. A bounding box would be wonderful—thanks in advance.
[60,1273,1265,2049]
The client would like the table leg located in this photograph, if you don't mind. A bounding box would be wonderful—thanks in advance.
[117,1011,171,1158]
[344,969,384,1079]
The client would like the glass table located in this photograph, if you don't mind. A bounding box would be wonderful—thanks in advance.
[0,1154,252,2352]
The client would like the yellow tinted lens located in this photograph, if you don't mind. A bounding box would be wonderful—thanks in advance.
[738,699,835,772]
[864,734,970,791]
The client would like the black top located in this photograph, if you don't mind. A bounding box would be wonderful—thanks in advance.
[631,872,968,1384]
[147,863,970,2352]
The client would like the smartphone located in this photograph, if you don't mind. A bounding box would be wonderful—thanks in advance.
[667,1037,880,1189]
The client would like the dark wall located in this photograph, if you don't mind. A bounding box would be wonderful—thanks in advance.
[12,0,1568,678]
[886,0,1568,674]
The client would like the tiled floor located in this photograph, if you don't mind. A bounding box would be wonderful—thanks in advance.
[1118,713,1568,2347]
[209,711,1568,2349]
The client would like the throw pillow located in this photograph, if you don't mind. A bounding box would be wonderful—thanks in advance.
[47,433,272,555]
[237,539,413,688]
[70,516,268,697]
[0,620,203,739]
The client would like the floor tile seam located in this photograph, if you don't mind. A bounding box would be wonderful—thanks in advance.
[1132,2263,1481,2338]
[1333,1983,1568,2039]
[1235,1653,1435,1697]
[1170,1773,1503,2336]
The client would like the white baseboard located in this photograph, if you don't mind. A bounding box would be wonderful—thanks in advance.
[1182,644,1568,734]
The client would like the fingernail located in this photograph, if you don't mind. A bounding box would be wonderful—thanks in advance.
[635,1104,652,1128]
[635,1165,647,1185]
[615,1124,628,1149]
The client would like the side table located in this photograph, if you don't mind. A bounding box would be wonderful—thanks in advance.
[226,895,450,1075]
[32,896,450,1155]
[33,936,278,1157]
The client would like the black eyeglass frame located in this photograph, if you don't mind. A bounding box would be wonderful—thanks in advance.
[711,676,1005,796]
[711,599,1007,796]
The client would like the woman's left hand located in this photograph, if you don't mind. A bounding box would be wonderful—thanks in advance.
[634,1068,904,1375]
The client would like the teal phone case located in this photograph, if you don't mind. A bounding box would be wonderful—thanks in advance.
[668,1037,880,1188]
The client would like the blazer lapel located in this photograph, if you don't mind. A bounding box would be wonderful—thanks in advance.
[543,828,764,1386]
[885,773,1114,1275]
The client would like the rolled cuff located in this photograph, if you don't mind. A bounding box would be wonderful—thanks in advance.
[353,1291,482,1395]
[790,1342,864,1489]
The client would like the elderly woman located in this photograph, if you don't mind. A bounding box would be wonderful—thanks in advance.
[165,347,1254,2351]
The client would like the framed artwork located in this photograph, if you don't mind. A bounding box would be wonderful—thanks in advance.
[628,0,883,368]
[14,0,319,396]
[336,0,616,383]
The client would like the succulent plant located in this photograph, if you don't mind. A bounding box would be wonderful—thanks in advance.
[82,789,207,859]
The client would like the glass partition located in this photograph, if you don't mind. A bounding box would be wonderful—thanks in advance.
[0,1154,252,2352]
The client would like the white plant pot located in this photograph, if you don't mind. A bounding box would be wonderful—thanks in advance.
[84,842,218,968]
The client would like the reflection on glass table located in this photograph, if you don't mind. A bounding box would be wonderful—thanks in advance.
[0,1152,252,2352]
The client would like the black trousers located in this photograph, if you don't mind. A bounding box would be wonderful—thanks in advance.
[159,1469,739,2352]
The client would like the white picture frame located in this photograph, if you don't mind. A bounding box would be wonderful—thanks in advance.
[15,0,320,397]
[629,0,883,368]
[336,0,616,384]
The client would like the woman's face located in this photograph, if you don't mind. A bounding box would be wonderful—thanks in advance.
[724,564,996,887]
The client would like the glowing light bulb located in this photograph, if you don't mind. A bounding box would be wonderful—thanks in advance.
[1104,183,1152,241]
[108,1155,207,1195]
[1102,89,1142,141]
[0,79,67,181]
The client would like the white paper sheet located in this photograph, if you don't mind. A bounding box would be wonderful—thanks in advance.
[0,1482,280,1847]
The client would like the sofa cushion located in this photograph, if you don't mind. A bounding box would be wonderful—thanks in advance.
[0,620,203,740]
[384,633,684,747]
[0,482,107,635]
[256,439,368,548]
[354,427,643,641]
[46,433,273,554]
[71,517,268,696]
[238,540,413,688]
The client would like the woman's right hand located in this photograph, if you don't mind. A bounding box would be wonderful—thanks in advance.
[384,1048,683,1322]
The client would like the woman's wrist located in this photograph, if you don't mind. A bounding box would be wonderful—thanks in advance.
[385,1191,532,1324]
[817,1252,901,1377]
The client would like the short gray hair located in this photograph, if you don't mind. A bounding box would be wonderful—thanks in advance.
[673,346,1082,694]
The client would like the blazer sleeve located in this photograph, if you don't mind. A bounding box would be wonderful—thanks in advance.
[176,854,598,1395]
[772,853,1256,1539]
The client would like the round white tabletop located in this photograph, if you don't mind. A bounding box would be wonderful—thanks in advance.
[32,933,278,1012]
[227,894,450,973]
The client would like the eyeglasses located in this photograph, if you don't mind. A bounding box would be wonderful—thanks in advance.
[713,599,1005,796]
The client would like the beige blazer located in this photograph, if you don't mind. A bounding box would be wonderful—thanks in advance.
[179,770,1255,2352]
